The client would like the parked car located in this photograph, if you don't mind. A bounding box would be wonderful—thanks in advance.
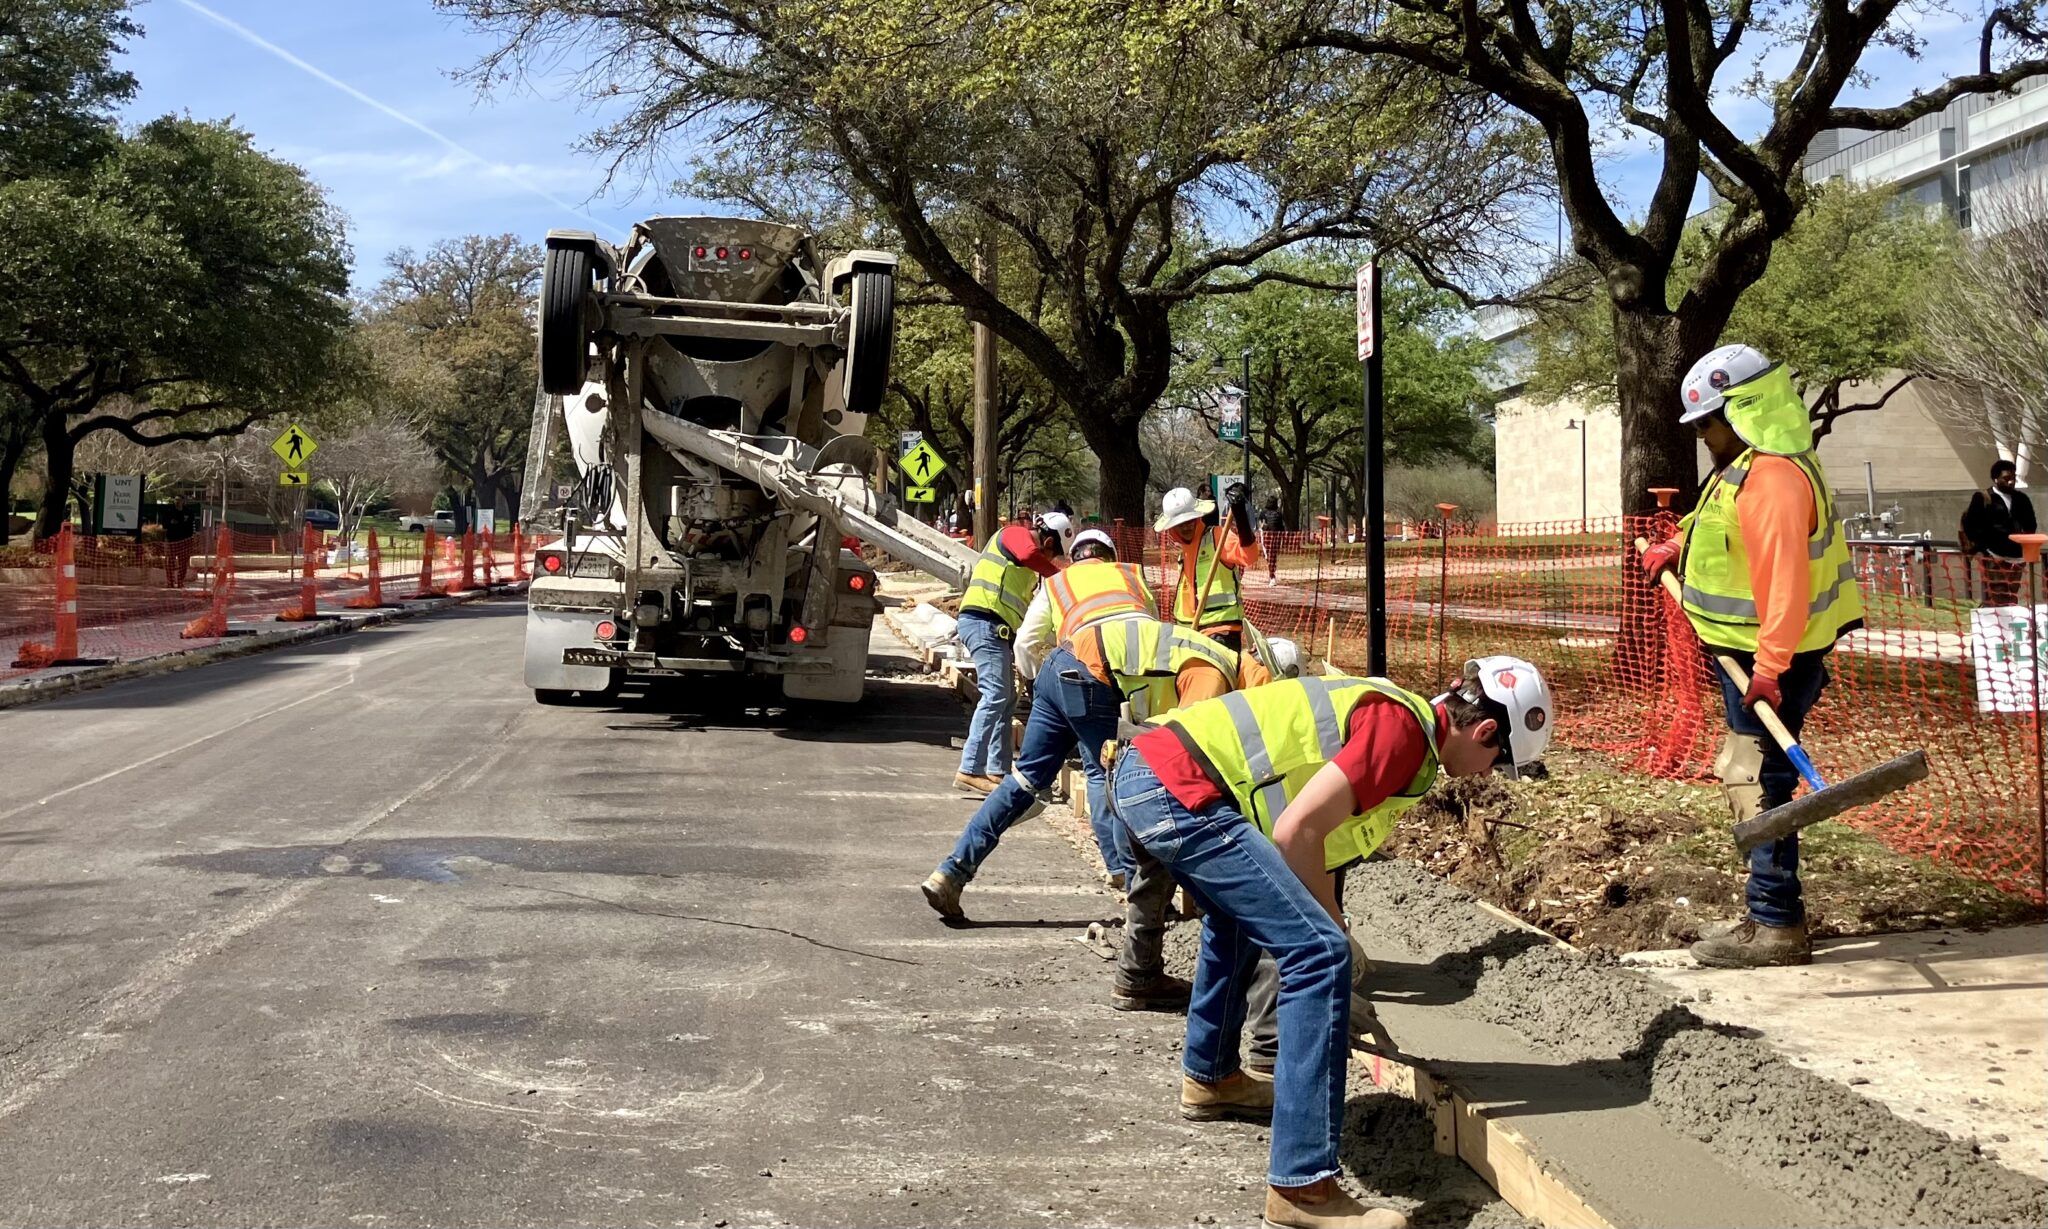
[304,508,341,529]
[398,510,459,533]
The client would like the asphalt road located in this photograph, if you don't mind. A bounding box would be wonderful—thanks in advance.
[0,598,1290,1226]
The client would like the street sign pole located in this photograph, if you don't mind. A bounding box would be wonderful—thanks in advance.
[1358,258,1387,677]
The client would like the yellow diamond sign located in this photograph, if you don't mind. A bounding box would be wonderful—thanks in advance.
[897,440,946,486]
[272,423,318,466]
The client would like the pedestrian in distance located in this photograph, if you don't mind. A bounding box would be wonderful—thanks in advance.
[1158,483,1262,652]
[922,607,1243,1014]
[161,497,196,588]
[951,511,1072,795]
[1011,528,1160,870]
[1106,658,1555,1229]
[1959,458,2037,607]
[1260,496,1285,583]
[1641,343,1864,968]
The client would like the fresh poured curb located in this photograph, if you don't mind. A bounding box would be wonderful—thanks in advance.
[0,582,529,711]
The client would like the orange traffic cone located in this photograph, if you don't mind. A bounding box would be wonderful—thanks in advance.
[511,523,528,581]
[181,526,235,638]
[481,527,498,587]
[12,524,91,667]
[346,530,390,609]
[416,528,448,599]
[277,524,321,621]
[453,528,477,593]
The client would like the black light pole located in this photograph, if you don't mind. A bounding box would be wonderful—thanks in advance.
[1566,418,1588,532]
[1240,347,1254,499]
[1360,258,1386,676]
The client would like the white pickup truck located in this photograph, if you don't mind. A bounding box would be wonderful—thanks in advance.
[397,510,459,534]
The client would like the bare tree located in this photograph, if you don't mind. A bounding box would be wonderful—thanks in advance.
[1920,166,2048,471]
[317,415,439,545]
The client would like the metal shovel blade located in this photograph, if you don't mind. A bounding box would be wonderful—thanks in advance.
[1731,750,1930,854]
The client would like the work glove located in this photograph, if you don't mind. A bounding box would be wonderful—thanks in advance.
[1224,482,1248,507]
[1740,672,1783,713]
[1639,538,1681,580]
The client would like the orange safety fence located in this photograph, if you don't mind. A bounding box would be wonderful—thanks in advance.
[1,524,525,684]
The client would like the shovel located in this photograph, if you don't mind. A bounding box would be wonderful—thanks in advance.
[1636,538,1929,854]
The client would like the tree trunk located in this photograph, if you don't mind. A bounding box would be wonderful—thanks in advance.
[1280,462,1305,532]
[1086,411,1150,524]
[0,425,29,546]
[35,410,75,540]
[1612,307,1707,515]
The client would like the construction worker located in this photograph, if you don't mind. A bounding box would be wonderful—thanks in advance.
[1107,658,1554,1229]
[1015,528,1159,864]
[952,511,1072,795]
[1157,483,1261,652]
[923,613,1240,1012]
[1642,344,1863,969]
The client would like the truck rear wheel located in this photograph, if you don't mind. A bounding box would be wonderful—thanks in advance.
[539,245,593,395]
[840,268,895,419]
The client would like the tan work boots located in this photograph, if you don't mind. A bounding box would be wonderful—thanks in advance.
[1690,918,1810,968]
[1178,1071,1273,1122]
[1262,1181,1409,1229]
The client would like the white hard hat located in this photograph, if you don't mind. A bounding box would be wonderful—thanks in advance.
[1680,344,1772,423]
[1154,486,1215,533]
[1458,655,1553,778]
[1266,637,1301,679]
[1069,528,1116,561]
[1034,510,1074,555]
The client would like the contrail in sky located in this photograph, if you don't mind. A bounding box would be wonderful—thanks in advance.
[176,0,622,236]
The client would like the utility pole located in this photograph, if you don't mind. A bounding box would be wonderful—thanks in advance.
[972,235,999,543]
[1358,258,1387,676]
[1240,347,1253,501]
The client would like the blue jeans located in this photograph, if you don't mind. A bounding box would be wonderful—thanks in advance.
[941,649,1127,881]
[955,611,1016,777]
[1111,750,1350,1188]
[1713,648,1832,928]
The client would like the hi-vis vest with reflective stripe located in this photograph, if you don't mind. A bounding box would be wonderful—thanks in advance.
[958,532,1040,629]
[1676,365,1863,654]
[1161,677,1439,870]
[1045,560,1153,640]
[1173,531,1244,629]
[1083,617,1238,721]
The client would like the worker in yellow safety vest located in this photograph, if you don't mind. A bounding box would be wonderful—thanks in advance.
[1157,483,1261,651]
[1641,344,1863,969]
[951,512,1071,795]
[1108,659,1555,1229]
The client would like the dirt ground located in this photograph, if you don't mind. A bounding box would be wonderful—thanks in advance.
[1380,747,2045,951]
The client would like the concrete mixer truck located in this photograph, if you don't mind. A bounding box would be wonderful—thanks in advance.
[519,217,974,705]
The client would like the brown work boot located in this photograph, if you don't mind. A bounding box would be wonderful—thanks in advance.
[1263,1179,1408,1228]
[1112,970,1191,1012]
[1179,1070,1274,1122]
[920,869,964,920]
[952,772,1001,795]
[1690,918,1810,968]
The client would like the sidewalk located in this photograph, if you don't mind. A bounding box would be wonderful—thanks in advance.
[1624,924,2048,1182]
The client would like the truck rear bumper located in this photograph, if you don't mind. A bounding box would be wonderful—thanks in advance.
[561,647,834,676]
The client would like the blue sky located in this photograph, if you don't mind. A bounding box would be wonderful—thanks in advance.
[114,0,1992,292]
[116,0,707,291]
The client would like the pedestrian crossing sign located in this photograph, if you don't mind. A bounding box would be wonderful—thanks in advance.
[897,440,946,486]
[904,485,937,503]
[272,423,318,466]
[279,471,309,487]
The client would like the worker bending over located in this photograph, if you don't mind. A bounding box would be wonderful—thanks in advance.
[923,613,1239,1012]
[952,512,1072,795]
[1157,483,1260,652]
[1643,344,1861,968]
[1014,528,1158,862]
[1108,659,1554,1229]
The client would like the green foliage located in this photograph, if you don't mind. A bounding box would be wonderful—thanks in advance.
[1524,183,1954,428]
[0,0,138,180]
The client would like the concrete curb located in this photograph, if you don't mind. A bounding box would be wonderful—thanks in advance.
[0,582,529,712]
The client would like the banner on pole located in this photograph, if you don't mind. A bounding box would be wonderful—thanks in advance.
[1355,264,1376,360]
[1217,389,1245,443]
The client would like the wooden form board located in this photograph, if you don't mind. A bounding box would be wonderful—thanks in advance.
[1366,1053,1612,1229]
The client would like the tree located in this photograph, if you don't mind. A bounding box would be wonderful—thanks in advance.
[364,235,541,522]
[318,415,439,544]
[1177,255,1491,527]
[1284,0,2048,512]
[1919,170,2048,462]
[1526,182,1954,438]
[443,0,1542,521]
[0,112,357,539]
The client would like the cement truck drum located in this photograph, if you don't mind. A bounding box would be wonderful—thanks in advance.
[840,267,895,419]
[539,244,594,395]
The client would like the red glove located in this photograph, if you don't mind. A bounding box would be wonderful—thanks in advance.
[1640,539,1681,580]
[1741,672,1782,712]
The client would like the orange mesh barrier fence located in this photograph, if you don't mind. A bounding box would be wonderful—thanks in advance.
[1,523,524,683]
[1173,514,2044,903]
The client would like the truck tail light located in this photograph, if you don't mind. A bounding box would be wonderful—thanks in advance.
[594,620,616,640]
[540,552,563,574]
[845,573,869,592]
[788,625,808,645]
